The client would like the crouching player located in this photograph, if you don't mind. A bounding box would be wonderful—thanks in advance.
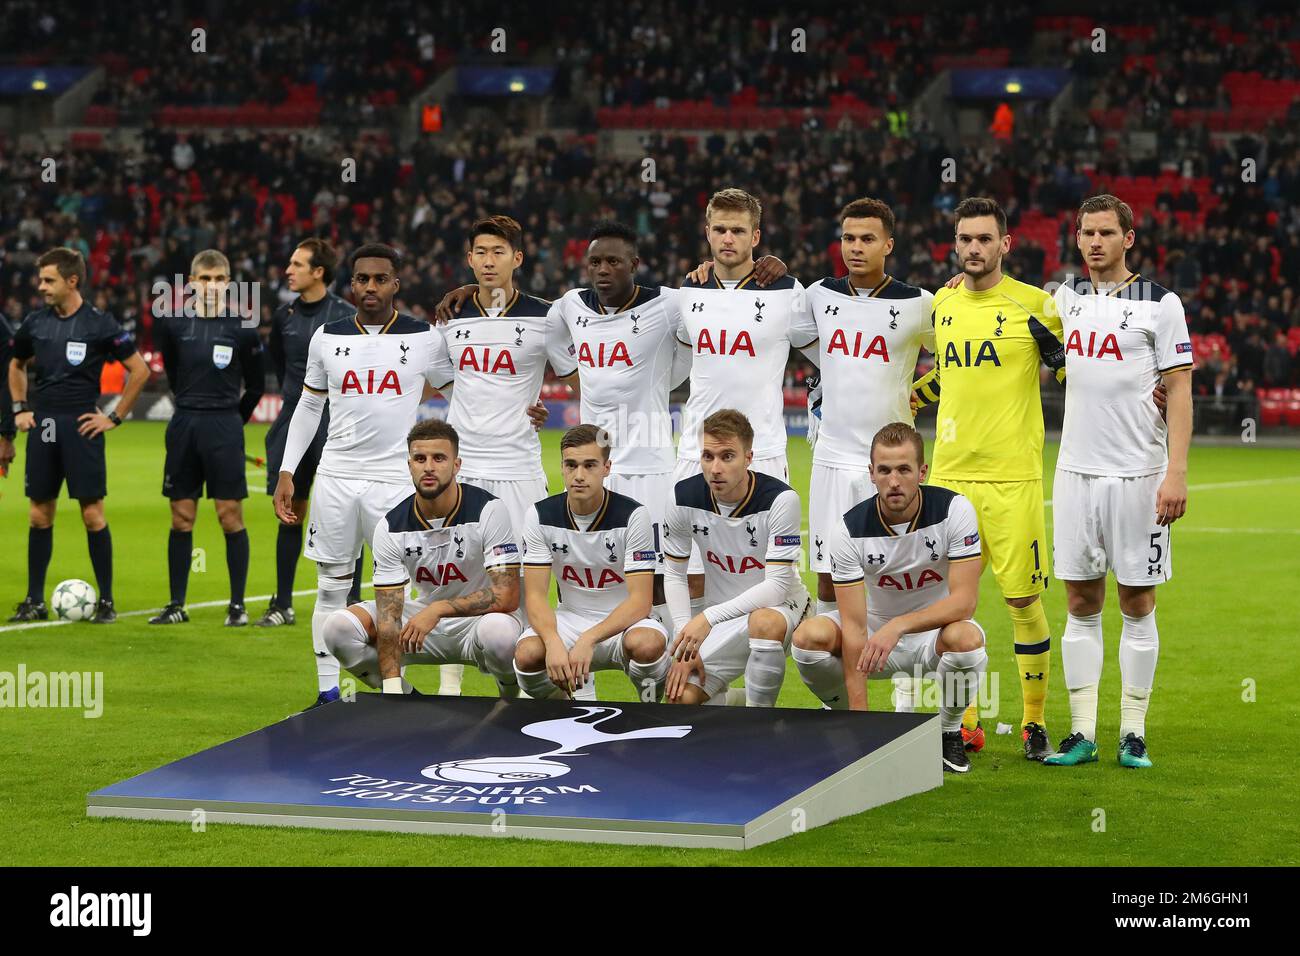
[323,420,523,696]
[662,409,811,705]
[792,423,987,773]
[513,425,670,700]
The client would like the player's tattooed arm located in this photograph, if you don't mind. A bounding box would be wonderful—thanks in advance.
[439,567,521,618]
[375,587,406,683]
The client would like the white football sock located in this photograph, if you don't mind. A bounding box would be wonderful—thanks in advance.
[514,667,559,700]
[311,573,351,692]
[627,651,670,703]
[792,645,848,709]
[1063,611,1104,739]
[438,664,464,696]
[936,646,987,733]
[572,674,597,700]
[891,674,920,712]
[1119,609,1159,738]
[744,638,787,706]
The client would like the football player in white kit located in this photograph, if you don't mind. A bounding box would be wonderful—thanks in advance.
[675,188,818,612]
[274,244,454,709]
[1044,195,1192,770]
[437,215,582,696]
[662,409,811,706]
[792,423,988,774]
[794,198,935,713]
[323,419,523,696]
[513,425,670,701]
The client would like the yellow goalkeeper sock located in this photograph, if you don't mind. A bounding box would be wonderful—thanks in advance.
[1010,599,1051,729]
[961,700,980,731]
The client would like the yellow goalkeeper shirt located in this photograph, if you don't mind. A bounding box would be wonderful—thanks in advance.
[912,274,1064,482]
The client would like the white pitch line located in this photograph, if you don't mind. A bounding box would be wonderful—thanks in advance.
[0,582,376,634]
[1045,474,1300,508]
[1175,527,1300,535]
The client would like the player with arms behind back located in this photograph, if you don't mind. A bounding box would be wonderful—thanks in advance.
[792,423,988,773]
[324,420,523,696]
[273,243,453,708]
[662,410,810,706]
[513,425,670,701]
[1043,194,1193,770]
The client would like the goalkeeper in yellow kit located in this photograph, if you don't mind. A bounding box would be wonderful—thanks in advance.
[911,197,1065,761]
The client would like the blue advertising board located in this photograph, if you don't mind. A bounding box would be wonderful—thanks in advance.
[89,695,941,849]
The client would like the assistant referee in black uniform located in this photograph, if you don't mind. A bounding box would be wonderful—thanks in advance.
[256,237,361,628]
[149,249,265,626]
[7,248,150,622]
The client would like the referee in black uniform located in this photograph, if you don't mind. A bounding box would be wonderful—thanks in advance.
[149,249,265,626]
[256,238,361,627]
[7,247,150,622]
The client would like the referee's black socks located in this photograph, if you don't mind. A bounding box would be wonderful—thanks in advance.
[168,530,192,605]
[225,529,249,606]
[28,526,53,601]
[87,525,113,603]
[274,524,302,610]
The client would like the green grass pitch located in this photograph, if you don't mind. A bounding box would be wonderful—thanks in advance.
[1,423,1297,865]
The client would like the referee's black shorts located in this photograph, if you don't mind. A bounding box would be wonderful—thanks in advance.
[24,411,108,501]
[163,409,248,500]
[264,401,328,498]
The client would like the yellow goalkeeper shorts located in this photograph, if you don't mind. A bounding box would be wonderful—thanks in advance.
[926,475,1049,600]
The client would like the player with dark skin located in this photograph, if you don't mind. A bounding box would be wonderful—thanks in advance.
[273,254,400,524]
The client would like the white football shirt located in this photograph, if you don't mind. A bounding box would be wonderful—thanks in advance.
[797,275,934,468]
[675,271,817,462]
[663,470,805,608]
[371,483,522,609]
[522,489,658,619]
[302,311,452,484]
[553,285,680,475]
[1054,275,1194,477]
[830,485,981,632]
[440,289,577,480]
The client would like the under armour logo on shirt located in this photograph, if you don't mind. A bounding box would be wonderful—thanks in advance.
[692,524,709,536]
[575,317,590,328]
[941,316,952,326]
[551,542,569,554]
[824,305,839,316]
[335,347,351,356]
[405,546,423,557]
[865,553,885,565]
[691,303,704,312]
[455,329,471,339]
[1069,305,1082,316]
